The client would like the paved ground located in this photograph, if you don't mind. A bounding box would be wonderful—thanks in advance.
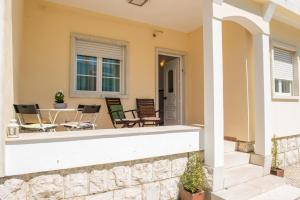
[285,163,300,188]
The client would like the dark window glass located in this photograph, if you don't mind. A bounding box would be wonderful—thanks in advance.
[168,70,174,93]
[102,58,121,92]
[76,55,97,91]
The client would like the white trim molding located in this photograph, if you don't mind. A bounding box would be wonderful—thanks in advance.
[213,1,270,35]
[155,48,187,125]
[263,2,278,22]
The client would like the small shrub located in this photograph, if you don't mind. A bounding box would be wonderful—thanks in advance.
[54,90,64,103]
[180,153,206,194]
[271,135,279,170]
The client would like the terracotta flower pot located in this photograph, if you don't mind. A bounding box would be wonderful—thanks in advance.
[270,167,284,177]
[180,188,205,200]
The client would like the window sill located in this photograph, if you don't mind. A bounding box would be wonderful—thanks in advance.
[272,94,299,101]
[70,91,128,99]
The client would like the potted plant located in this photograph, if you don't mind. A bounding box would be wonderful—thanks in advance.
[270,135,284,177]
[180,153,206,200]
[53,90,67,109]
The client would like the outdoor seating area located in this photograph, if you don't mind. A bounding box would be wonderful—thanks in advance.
[3,0,300,199]
[13,97,161,133]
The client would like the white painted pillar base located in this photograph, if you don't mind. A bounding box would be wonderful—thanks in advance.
[203,0,224,191]
[204,166,224,192]
[253,33,272,157]
[250,153,272,175]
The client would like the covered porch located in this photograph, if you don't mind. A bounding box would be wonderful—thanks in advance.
[1,0,300,196]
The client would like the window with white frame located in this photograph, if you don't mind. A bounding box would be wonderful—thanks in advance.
[71,34,127,97]
[272,44,299,97]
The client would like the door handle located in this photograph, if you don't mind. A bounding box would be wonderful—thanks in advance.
[164,97,167,100]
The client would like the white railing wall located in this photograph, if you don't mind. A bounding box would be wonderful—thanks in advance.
[5,126,203,176]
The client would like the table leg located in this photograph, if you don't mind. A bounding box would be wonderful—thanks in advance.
[52,110,61,124]
[48,111,54,124]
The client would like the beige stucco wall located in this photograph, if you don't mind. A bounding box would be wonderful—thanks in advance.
[223,21,254,142]
[186,27,204,125]
[270,20,300,137]
[12,0,24,104]
[17,0,191,128]
[184,22,255,142]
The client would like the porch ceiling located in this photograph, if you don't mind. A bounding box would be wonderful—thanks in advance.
[46,0,203,32]
[274,6,300,30]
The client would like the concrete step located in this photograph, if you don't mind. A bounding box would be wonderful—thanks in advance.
[249,185,300,200]
[212,175,286,200]
[223,164,263,188]
[224,140,236,153]
[224,152,250,169]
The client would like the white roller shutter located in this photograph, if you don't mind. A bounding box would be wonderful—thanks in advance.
[76,39,124,60]
[273,47,294,81]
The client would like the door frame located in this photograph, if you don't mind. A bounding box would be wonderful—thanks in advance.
[155,48,186,125]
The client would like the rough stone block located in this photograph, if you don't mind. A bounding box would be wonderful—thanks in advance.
[237,142,254,153]
[0,179,27,200]
[0,185,10,200]
[160,178,180,200]
[64,171,88,198]
[278,139,287,153]
[114,186,142,200]
[297,136,300,147]
[90,169,117,194]
[278,153,285,168]
[111,166,132,187]
[171,157,187,177]
[142,182,160,200]
[131,163,153,184]
[203,166,213,190]
[65,197,85,200]
[29,174,63,200]
[86,191,113,200]
[285,150,299,166]
[152,159,171,181]
[299,148,300,162]
[287,137,297,151]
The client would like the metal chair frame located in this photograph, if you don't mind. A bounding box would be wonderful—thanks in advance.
[13,104,57,132]
[62,105,101,130]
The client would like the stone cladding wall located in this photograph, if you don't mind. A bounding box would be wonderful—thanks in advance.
[0,153,191,200]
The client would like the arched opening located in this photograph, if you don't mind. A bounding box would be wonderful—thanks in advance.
[223,16,265,35]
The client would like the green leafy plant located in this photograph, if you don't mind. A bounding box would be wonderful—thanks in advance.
[180,153,206,194]
[271,135,279,170]
[54,90,64,103]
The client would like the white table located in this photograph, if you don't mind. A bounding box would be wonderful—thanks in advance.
[38,108,77,124]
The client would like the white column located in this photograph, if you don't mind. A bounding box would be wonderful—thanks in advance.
[203,0,224,168]
[0,0,14,177]
[253,33,272,157]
